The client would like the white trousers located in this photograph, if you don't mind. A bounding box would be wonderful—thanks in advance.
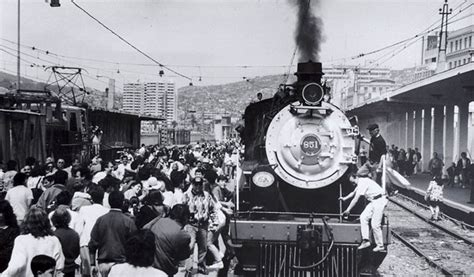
[360,197,388,247]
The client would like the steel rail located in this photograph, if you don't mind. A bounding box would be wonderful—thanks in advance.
[396,193,474,230]
[390,231,454,276]
[389,197,473,245]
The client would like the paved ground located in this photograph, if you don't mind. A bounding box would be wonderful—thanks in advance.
[400,173,474,210]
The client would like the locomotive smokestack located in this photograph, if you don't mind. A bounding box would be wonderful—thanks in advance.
[295,61,323,83]
[290,0,324,62]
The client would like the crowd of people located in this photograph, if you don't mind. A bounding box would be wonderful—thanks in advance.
[385,143,474,217]
[383,143,474,188]
[0,140,242,277]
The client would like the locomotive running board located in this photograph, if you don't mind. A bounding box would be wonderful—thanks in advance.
[231,219,390,244]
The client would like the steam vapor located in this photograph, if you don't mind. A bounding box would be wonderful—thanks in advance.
[290,0,324,62]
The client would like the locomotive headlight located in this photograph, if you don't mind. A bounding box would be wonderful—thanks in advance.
[301,83,324,105]
[252,171,275,188]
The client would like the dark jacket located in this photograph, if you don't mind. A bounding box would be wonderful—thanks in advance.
[457,158,471,171]
[369,135,387,163]
[135,205,163,229]
[0,226,20,272]
[144,217,191,275]
[89,209,137,263]
[54,227,80,274]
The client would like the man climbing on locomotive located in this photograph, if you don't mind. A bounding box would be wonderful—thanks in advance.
[340,172,388,252]
[357,123,387,181]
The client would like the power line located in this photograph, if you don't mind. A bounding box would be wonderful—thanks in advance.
[0,43,127,84]
[283,45,298,84]
[369,36,423,71]
[0,37,298,69]
[0,44,61,66]
[2,1,471,87]
[1,1,471,74]
[350,1,473,61]
[70,0,192,81]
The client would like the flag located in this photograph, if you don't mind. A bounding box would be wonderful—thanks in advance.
[386,167,411,189]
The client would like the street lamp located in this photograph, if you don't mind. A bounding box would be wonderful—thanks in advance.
[50,0,60,7]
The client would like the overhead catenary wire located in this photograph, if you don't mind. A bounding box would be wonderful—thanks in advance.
[1,47,113,91]
[70,0,192,81]
[349,0,473,61]
[283,45,298,84]
[1,0,472,71]
[0,43,127,87]
[2,0,472,74]
[352,3,473,71]
[1,0,472,88]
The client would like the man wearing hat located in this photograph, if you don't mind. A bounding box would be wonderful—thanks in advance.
[182,176,217,275]
[357,123,387,181]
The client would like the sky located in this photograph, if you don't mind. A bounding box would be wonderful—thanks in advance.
[0,0,472,91]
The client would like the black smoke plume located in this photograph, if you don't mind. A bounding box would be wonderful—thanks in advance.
[290,0,324,62]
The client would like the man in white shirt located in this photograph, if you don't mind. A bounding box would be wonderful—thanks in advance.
[77,186,109,276]
[340,173,388,252]
[114,156,131,181]
[5,173,32,225]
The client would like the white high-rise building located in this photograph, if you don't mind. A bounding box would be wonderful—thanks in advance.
[123,80,177,126]
[123,83,145,114]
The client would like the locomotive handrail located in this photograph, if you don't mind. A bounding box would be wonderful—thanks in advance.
[381,154,387,194]
[290,105,333,111]
[235,210,357,218]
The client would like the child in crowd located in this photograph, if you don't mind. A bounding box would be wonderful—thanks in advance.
[31,255,57,277]
[424,176,444,221]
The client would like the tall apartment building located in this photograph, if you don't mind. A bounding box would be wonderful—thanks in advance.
[123,80,177,126]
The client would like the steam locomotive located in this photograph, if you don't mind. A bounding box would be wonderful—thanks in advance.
[231,61,390,276]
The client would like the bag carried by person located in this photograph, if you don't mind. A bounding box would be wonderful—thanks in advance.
[31,177,44,205]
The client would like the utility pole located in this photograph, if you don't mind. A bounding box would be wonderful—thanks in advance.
[17,0,20,93]
[436,0,452,73]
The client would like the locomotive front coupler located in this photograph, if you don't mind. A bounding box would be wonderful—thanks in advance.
[296,213,323,250]
[293,215,335,271]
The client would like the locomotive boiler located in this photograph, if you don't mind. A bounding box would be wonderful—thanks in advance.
[231,61,390,276]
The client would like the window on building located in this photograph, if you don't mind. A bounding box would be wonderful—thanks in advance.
[465,38,468,49]
[431,57,436,62]
[450,41,453,52]
[455,40,458,51]
[469,36,472,47]
[449,62,452,69]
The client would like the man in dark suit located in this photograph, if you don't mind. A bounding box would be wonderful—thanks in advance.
[457,152,471,188]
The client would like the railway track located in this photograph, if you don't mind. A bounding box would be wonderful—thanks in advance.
[387,197,474,276]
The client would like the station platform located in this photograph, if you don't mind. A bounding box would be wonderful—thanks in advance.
[392,173,474,226]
